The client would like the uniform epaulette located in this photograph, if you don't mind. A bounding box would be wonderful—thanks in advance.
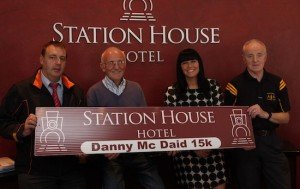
[279,79,286,91]
[225,83,237,96]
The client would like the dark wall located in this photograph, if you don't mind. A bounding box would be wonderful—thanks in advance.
[1,0,299,187]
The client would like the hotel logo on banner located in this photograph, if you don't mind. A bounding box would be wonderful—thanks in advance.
[230,109,254,145]
[37,111,67,153]
[120,0,156,21]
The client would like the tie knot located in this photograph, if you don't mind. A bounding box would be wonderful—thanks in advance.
[50,82,59,90]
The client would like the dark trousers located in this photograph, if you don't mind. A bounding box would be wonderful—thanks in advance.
[18,171,86,189]
[230,133,291,189]
[99,153,165,189]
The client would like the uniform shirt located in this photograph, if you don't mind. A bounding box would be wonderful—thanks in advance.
[224,69,291,130]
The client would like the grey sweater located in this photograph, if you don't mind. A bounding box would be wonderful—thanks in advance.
[87,80,147,107]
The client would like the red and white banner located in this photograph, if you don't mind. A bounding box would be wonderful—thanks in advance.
[34,106,255,156]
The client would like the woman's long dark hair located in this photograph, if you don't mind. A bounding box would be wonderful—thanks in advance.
[174,48,210,101]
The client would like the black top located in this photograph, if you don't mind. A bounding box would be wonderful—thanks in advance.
[224,69,290,130]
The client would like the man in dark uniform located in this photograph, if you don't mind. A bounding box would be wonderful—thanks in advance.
[0,41,86,189]
[224,39,291,189]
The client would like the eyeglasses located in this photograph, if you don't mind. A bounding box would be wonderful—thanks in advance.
[47,55,66,63]
[105,60,126,69]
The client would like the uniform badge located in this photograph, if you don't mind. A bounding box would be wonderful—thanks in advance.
[267,93,276,101]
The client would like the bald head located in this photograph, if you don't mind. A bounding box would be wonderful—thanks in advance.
[242,39,267,55]
[101,47,126,63]
[242,39,267,80]
[100,47,127,86]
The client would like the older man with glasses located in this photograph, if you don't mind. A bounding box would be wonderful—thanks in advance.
[86,46,165,189]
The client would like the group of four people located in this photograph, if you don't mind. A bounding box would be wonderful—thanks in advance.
[0,39,291,189]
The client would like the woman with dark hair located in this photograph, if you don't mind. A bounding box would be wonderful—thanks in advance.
[164,48,227,189]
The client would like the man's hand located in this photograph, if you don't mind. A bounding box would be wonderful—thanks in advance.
[247,104,268,119]
[104,153,120,160]
[22,114,37,137]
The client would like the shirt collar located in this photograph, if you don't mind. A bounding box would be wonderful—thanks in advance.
[102,76,126,96]
[243,68,270,82]
[41,71,62,88]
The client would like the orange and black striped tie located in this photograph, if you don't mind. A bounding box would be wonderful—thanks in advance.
[50,83,61,107]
